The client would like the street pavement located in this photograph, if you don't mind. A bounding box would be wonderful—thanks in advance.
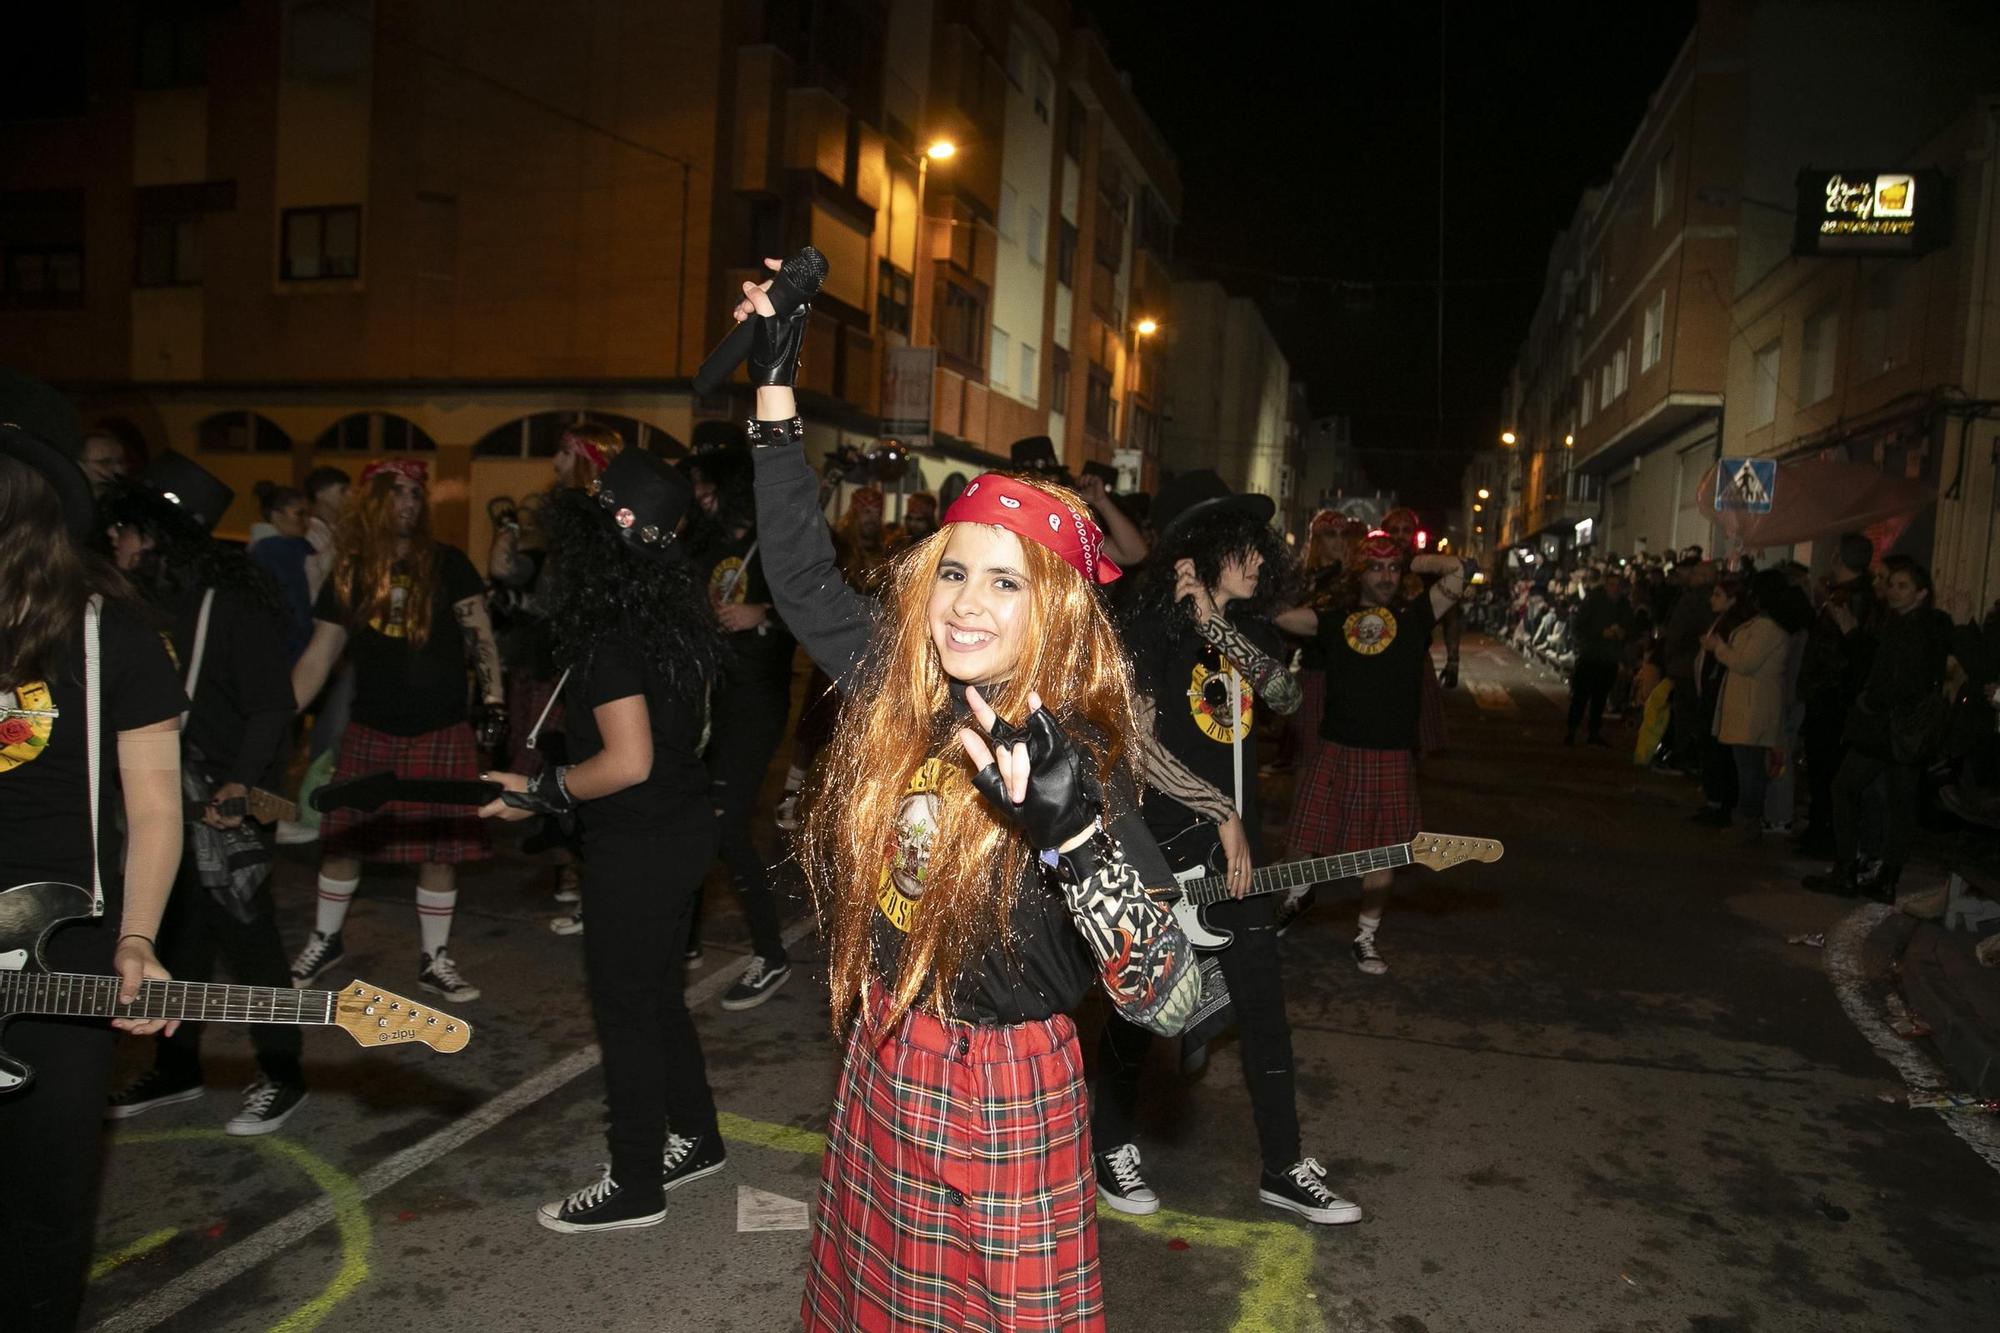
[76,636,2000,1332]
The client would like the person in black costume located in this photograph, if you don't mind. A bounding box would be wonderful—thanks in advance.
[478,449,732,1233]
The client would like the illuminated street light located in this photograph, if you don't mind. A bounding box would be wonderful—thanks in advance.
[1500,430,1517,446]
[1477,487,1490,500]
[1473,503,1483,512]
[926,139,957,160]
[1135,318,1159,336]
[1564,433,1575,448]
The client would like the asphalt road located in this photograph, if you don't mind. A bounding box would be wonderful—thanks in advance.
[75,636,2000,1332]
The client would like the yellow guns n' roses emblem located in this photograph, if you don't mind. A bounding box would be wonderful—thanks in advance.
[708,555,747,605]
[369,573,414,638]
[877,758,944,934]
[1186,661,1253,744]
[0,681,58,773]
[1342,606,1398,656]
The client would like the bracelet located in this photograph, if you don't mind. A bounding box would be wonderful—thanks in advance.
[745,415,804,447]
[552,763,575,807]
[117,933,154,948]
[1053,823,1117,885]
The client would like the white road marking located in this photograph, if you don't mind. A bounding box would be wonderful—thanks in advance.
[92,913,822,1333]
[1823,902,2000,1176]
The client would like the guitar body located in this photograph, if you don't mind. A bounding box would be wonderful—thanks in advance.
[1155,824,1238,951]
[0,880,97,1094]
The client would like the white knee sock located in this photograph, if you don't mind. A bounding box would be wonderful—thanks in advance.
[416,886,456,957]
[315,873,360,937]
[1356,910,1382,942]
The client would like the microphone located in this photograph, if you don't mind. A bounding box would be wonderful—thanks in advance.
[692,246,829,395]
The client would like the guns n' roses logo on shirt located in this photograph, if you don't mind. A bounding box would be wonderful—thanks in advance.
[708,556,748,605]
[876,758,943,933]
[369,573,414,638]
[0,682,58,773]
[1342,606,1398,656]
[1186,661,1253,744]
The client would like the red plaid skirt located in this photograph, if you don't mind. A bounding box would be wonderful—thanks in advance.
[1286,740,1420,857]
[803,985,1102,1332]
[321,723,492,865]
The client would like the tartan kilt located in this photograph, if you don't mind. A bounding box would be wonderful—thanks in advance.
[1417,649,1448,754]
[803,985,1103,1332]
[1286,740,1420,857]
[321,722,492,865]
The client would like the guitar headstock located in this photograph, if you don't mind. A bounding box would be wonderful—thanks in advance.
[329,981,472,1053]
[1408,832,1504,872]
[245,788,298,825]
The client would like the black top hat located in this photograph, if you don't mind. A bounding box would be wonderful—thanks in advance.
[1152,468,1275,543]
[0,426,97,544]
[588,449,695,561]
[0,370,94,542]
[1008,435,1060,472]
[141,450,235,533]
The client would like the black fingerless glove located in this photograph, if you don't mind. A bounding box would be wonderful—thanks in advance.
[474,703,508,753]
[500,765,575,818]
[969,706,1102,851]
[748,302,809,387]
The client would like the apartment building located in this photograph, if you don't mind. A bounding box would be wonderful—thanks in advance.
[1159,278,1290,505]
[0,0,1177,549]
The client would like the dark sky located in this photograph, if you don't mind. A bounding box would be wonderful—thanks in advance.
[1084,0,1695,514]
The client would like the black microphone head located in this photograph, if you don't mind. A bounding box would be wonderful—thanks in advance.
[777,246,828,301]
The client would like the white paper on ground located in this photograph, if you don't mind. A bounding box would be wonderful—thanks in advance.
[737,1185,810,1232]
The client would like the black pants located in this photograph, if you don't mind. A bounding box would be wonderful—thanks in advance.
[582,820,719,1191]
[701,678,789,963]
[1567,659,1616,738]
[1667,674,1701,764]
[153,855,302,1086]
[0,911,117,1332]
[1834,750,1918,870]
[1800,697,1848,839]
[1094,893,1300,1174]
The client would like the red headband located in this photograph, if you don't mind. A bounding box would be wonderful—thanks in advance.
[942,473,1121,584]
[558,431,608,471]
[1309,509,1342,533]
[360,458,428,487]
[1358,535,1404,566]
[849,487,885,515]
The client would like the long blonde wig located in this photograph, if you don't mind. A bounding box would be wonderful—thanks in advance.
[801,479,1139,1032]
[331,471,437,647]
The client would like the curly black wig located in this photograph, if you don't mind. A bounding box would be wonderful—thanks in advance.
[1121,504,1297,662]
[101,482,289,622]
[684,446,755,536]
[533,487,724,701]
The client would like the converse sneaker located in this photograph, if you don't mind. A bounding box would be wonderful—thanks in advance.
[1095,1143,1160,1216]
[289,930,345,985]
[225,1077,308,1137]
[719,956,792,1011]
[105,1068,203,1120]
[537,1166,667,1234]
[1352,934,1388,976]
[553,863,582,904]
[774,794,800,832]
[1259,1157,1363,1225]
[419,948,481,1002]
[550,909,585,937]
[273,818,319,847]
[1275,886,1317,937]
[684,939,704,969]
[661,1131,728,1192]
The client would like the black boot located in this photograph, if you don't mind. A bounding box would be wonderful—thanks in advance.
[1801,859,1861,895]
[1855,861,1901,901]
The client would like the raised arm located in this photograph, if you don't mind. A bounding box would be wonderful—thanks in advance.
[1194,610,1300,715]
[1414,554,1466,621]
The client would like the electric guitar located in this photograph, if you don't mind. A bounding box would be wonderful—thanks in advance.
[0,881,472,1095]
[182,786,297,825]
[1156,824,1503,949]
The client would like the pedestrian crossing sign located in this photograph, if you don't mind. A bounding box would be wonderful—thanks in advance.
[1715,457,1776,513]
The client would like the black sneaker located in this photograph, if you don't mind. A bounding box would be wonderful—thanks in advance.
[1259,1157,1363,1225]
[1095,1143,1160,1216]
[289,930,345,985]
[225,1077,308,1137]
[105,1068,203,1121]
[719,956,792,1011]
[1275,887,1317,937]
[419,947,481,1003]
[661,1131,727,1192]
[536,1166,667,1234]
[1352,935,1388,976]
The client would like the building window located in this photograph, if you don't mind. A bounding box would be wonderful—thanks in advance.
[1641,291,1665,372]
[1050,346,1070,414]
[990,326,1011,388]
[1056,220,1078,287]
[197,411,291,454]
[1749,339,1781,427]
[1129,403,1156,455]
[1652,143,1675,226]
[1587,263,1601,316]
[1857,264,1906,378]
[1026,207,1045,266]
[137,11,207,90]
[937,279,985,368]
[1801,306,1839,405]
[1579,377,1593,425]
[1084,363,1113,435]
[136,217,200,287]
[876,259,912,338]
[1062,92,1085,163]
[1019,343,1038,404]
[281,205,361,281]
[5,245,84,299]
[1598,363,1612,410]
[1033,67,1052,123]
[1613,340,1630,398]
[999,183,1018,242]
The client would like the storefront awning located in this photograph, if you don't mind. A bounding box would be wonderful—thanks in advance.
[1694,456,1934,548]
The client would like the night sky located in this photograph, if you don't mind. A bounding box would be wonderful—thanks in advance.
[1085,0,1694,516]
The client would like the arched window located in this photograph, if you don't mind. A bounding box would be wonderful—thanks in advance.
[473,411,685,460]
[196,411,292,453]
[314,412,436,453]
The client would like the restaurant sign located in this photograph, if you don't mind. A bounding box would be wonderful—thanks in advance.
[1794,169,1947,257]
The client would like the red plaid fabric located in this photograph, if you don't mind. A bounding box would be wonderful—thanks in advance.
[1286,740,1420,857]
[803,985,1103,1332]
[1417,648,1448,754]
[506,668,564,775]
[321,722,492,864]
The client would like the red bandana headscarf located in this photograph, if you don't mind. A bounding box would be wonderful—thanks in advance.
[942,472,1121,584]
[558,430,608,471]
[359,458,428,487]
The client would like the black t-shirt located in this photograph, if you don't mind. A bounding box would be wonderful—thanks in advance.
[1133,619,1283,844]
[697,528,796,691]
[1,599,185,904]
[172,588,297,789]
[1317,594,1438,750]
[566,638,711,831]
[314,544,486,735]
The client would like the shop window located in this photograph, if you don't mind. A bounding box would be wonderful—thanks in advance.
[281,205,362,281]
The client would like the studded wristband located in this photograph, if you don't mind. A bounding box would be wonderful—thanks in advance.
[745,415,805,448]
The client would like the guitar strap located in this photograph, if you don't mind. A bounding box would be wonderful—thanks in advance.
[524,667,571,751]
[85,595,103,916]
[178,587,216,729]
[1228,666,1244,816]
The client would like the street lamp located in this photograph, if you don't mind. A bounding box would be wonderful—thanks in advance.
[926,139,957,161]
[1473,503,1482,513]
[907,137,957,345]
[1477,487,1490,500]
[1564,433,1575,448]
[1135,318,1159,337]
[1500,430,1518,446]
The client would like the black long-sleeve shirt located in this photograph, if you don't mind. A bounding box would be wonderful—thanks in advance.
[172,587,296,789]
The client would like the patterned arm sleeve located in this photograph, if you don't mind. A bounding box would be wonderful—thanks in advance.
[1052,842,1199,1036]
[1132,692,1237,823]
[1194,611,1301,715]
